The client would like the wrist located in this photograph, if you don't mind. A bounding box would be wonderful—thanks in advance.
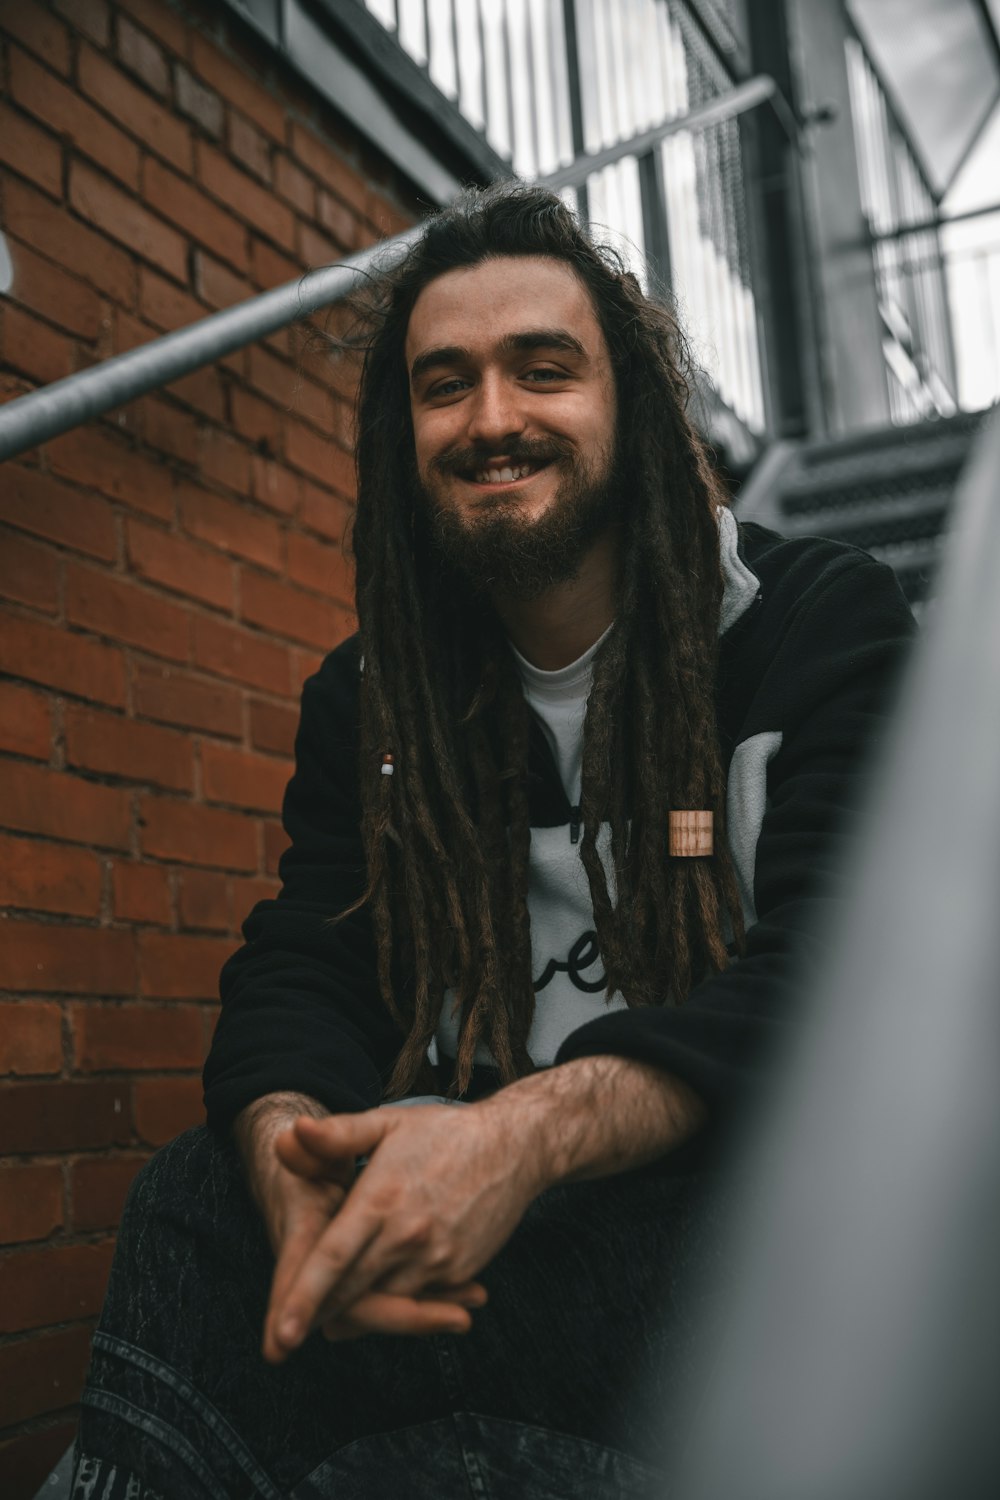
[234,1092,327,1203]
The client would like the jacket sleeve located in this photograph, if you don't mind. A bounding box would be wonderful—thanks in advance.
[202,642,403,1131]
[553,547,917,1125]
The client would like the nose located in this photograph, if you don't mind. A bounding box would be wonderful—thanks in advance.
[464,372,527,449]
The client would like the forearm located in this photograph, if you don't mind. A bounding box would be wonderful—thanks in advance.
[477,1055,707,1191]
[233,1092,329,1212]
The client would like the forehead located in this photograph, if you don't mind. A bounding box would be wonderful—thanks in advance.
[404,255,607,365]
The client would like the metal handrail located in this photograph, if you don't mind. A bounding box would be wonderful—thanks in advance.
[672,409,1000,1498]
[0,75,796,466]
[0,233,420,465]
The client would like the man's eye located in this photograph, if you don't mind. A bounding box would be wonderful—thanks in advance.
[523,367,564,384]
[428,377,468,398]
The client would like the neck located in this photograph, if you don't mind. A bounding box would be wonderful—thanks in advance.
[492,530,619,671]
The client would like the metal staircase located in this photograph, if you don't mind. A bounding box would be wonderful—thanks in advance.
[735,408,993,613]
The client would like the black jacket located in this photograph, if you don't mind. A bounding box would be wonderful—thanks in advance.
[204,522,915,1133]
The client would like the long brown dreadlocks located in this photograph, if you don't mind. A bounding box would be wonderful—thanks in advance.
[343,183,745,1100]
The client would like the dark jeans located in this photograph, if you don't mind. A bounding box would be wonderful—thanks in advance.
[72,1125,729,1499]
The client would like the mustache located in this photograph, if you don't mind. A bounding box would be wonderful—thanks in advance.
[430,437,574,477]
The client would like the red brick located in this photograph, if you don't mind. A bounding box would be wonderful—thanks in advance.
[284,417,355,498]
[290,124,367,214]
[0,761,132,850]
[142,154,248,271]
[0,1422,79,1500]
[1,464,117,561]
[299,482,352,544]
[54,0,110,46]
[65,563,191,664]
[140,395,200,465]
[286,531,354,599]
[250,454,301,516]
[317,188,358,251]
[248,343,304,416]
[229,110,271,181]
[0,1079,131,1152]
[177,869,230,932]
[0,607,126,706]
[0,681,51,760]
[4,236,105,340]
[0,1241,116,1334]
[0,1163,64,1244]
[179,484,283,570]
[241,568,350,648]
[138,932,234,999]
[263,817,289,874]
[173,60,225,137]
[0,101,62,199]
[10,45,138,190]
[127,519,233,611]
[1,302,75,385]
[197,142,294,249]
[291,647,327,692]
[116,13,169,95]
[0,530,59,613]
[113,303,158,358]
[4,921,137,995]
[190,613,291,695]
[69,1153,147,1231]
[5,176,135,303]
[0,834,102,918]
[133,1074,204,1146]
[231,874,279,920]
[138,794,257,871]
[48,425,174,522]
[69,160,186,280]
[138,266,204,331]
[227,386,280,452]
[0,1000,63,1075]
[166,366,228,423]
[134,662,242,737]
[112,861,173,926]
[193,247,253,309]
[0,0,71,75]
[0,1323,95,1426]
[118,0,187,58]
[201,742,289,813]
[72,1000,204,1069]
[190,35,286,141]
[248,236,299,294]
[297,220,341,273]
[197,425,253,498]
[249,697,298,757]
[78,43,189,172]
[275,152,314,215]
[65,704,193,793]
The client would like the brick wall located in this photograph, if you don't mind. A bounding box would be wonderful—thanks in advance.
[0,0,422,1487]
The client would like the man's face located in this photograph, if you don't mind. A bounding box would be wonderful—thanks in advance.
[404,255,619,599]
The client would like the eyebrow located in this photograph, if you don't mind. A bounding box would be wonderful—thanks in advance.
[409,328,588,384]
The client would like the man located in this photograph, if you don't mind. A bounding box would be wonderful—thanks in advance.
[74,184,914,1497]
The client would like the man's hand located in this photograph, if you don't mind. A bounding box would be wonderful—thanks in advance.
[233,1094,487,1363]
[268,1057,706,1361]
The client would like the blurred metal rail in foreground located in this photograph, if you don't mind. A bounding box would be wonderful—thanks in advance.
[673,410,1000,1500]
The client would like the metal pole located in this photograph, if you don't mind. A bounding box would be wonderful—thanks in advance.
[0,230,420,466]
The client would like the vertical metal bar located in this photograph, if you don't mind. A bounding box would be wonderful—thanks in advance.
[638,146,673,296]
[524,0,543,180]
[450,0,461,103]
[561,0,590,222]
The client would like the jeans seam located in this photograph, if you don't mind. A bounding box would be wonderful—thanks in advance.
[79,1391,229,1500]
[92,1331,284,1500]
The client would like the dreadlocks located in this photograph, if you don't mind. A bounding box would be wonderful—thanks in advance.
[344,182,745,1100]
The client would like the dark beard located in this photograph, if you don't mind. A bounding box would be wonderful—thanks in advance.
[422,437,619,601]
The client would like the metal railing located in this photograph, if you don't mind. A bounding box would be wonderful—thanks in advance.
[845,31,959,424]
[0,70,796,466]
[673,407,1000,1499]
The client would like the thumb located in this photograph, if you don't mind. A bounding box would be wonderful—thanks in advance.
[293,1110,389,1163]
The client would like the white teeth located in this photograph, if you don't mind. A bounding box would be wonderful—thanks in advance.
[475,463,536,484]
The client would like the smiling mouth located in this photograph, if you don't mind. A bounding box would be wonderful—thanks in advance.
[467,460,551,486]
